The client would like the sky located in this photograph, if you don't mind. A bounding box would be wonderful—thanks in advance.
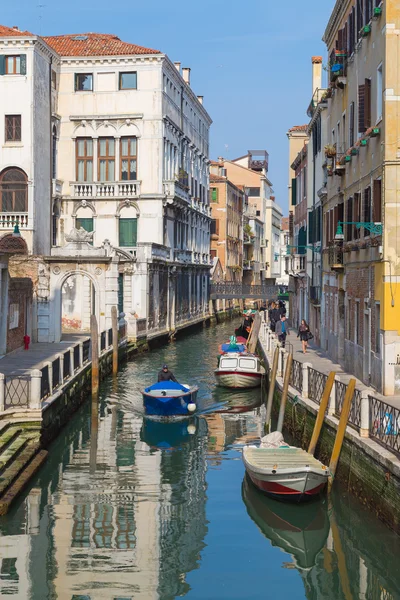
[2,0,334,215]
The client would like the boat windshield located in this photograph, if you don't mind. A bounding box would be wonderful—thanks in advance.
[220,358,238,369]
[239,357,257,370]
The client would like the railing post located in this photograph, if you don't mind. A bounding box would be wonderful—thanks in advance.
[329,375,339,416]
[302,362,312,398]
[29,369,42,410]
[57,353,64,385]
[360,390,370,438]
[79,342,84,368]
[0,374,5,412]
[69,347,74,377]
[45,361,53,393]
[278,348,285,377]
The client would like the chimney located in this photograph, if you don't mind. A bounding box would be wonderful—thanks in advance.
[312,56,322,95]
[174,62,181,73]
[182,67,191,86]
[218,156,224,165]
[12,26,19,30]
[197,95,203,105]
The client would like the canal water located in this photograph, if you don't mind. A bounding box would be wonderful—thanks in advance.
[0,322,399,600]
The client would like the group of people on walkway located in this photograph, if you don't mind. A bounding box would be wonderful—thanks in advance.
[267,300,313,353]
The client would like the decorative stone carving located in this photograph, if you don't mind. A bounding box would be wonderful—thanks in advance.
[65,227,94,243]
[52,266,61,275]
[95,267,102,276]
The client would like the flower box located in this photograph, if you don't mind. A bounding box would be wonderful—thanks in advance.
[360,139,368,146]
[362,25,371,37]
[351,148,358,155]
[373,6,382,17]
[345,155,352,163]
[371,127,380,137]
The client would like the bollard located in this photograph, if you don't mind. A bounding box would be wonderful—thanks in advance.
[91,315,99,398]
[360,391,370,438]
[276,352,293,433]
[265,347,280,431]
[0,374,4,412]
[301,362,312,398]
[112,306,118,376]
[29,369,42,410]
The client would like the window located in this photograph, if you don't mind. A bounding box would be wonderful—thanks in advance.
[291,178,297,206]
[349,102,355,147]
[76,217,93,235]
[363,187,371,226]
[119,71,137,90]
[377,64,383,122]
[3,54,26,75]
[211,187,218,202]
[119,218,137,247]
[210,219,219,235]
[358,79,371,134]
[75,73,93,92]
[120,137,137,180]
[248,187,260,197]
[52,126,57,179]
[346,197,353,241]
[0,168,28,212]
[51,70,57,89]
[210,249,217,259]
[76,138,93,182]
[355,301,360,345]
[9,303,19,329]
[373,179,382,223]
[303,166,307,198]
[239,358,257,370]
[375,304,381,354]
[98,138,115,181]
[220,357,238,369]
[5,115,21,142]
[354,192,361,239]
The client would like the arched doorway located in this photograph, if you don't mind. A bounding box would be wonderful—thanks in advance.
[61,272,95,333]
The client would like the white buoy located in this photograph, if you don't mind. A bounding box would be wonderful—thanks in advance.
[187,403,196,413]
[187,425,196,435]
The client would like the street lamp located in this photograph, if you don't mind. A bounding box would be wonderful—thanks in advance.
[12,224,21,237]
[335,221,382,241]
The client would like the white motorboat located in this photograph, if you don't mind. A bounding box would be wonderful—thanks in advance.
[215,352,265,389]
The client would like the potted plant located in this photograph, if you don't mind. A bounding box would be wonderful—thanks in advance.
[351,147,358,155]
[324,144,336,158]
[362,25,371,37]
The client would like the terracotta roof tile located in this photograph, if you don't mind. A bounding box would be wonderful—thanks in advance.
[0,25,34,37]
[312,56,323,64]
[43,32,160,57]
[210,174,226,183]
[288,124,308,132]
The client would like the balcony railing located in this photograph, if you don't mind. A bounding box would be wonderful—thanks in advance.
[71,181,141,198]
[163,179,190,203]
[0,213,29,229]
[328,243,344,269]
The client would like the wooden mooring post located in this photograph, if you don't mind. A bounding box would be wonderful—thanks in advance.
[265,347,279,432]
[276,350,293,433]
[328,378,356,492]
[112,306,118,377]
[91,314,99,398]
[308,372,336,456]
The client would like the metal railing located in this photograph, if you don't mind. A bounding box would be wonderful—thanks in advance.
[308,368,328,405]
[83,339,91,364]
[369,396,400,456]
[4,376,30,409]
[40,365,50,400]
[335,380,361,430]
[290,359,303,393]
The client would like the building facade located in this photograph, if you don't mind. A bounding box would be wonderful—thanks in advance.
[321,0,395,393]
[0,26,212,343]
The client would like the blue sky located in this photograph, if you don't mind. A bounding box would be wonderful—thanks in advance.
[2,0,333,214]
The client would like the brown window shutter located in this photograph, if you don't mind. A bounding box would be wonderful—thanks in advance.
[338,29,343,50]
[364,79,371,130]
[358,84,365,133]
[344,23,348,54]
[363,187,371,225]
[346,197,353,241]
[373,179,382,223]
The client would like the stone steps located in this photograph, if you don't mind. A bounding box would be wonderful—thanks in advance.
[0,440,40,497]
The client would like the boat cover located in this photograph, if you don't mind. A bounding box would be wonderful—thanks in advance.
[260,432,290,449]
[144,381,188,393]
[221,343,246,353]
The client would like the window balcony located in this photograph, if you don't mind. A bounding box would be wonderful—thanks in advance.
[71,181,141,199]
[174,249,193,263]
[163,179,190,204]
[328,243,344,270]
[0,213,29,229]
[243,233,255,245]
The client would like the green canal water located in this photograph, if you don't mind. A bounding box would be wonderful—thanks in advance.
[0,322,399,599]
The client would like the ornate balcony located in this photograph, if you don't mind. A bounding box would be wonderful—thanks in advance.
[163,179,190,204]
[0,213,29,229]
[71,181,141,199]
[328,243,344,270]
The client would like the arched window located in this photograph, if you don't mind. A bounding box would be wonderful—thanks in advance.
[0,168,28,212]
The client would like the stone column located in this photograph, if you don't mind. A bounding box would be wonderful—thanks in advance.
[0,373,4,411]
[360,390,370,438]
[29,370,42,410]
[104,257,119,332]
[302,362,312,398]
[329,375,339,416]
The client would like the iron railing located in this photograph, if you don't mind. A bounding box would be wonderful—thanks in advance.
[108,328,113,347]
[4,376,29,409]
[63,350,71,380]
[52,357,60,389]
[100,331,106,352]
[335,380,361,430]
[210,283,281,300]
[369,396,400,456]
[290,359,303,393]
[40,365,50,400]
[83,339,91,364]
[308,368,328,405]
[73,345,80,372]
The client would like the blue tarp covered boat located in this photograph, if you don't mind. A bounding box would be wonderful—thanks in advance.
[142,381,198,416]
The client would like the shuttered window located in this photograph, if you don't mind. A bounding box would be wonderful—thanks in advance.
[0,54,26,75]
[373,179,382,223]
[346,197,353,241]
[357,0,363,35]
[291,178,297,206]
[364,79,371,130]
[211,188,218,202]
[358,84,365,134]
[119,218,137,247]
[349,102,355,147]
[354,192,361,239]
[363,187,371,228]
[308,211,314,244]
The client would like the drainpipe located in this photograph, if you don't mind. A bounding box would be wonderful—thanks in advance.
[49,54,53,252]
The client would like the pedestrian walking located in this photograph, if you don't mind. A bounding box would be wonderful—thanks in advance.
[269,302,280,333]
[297,319,313,354]
[275,315,289,348]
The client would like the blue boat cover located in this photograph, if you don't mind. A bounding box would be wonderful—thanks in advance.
[221,343,246,353]
[145,381,188,393]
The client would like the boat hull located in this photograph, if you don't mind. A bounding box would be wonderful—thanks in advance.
[215,371,263,389]
[143,389,198,416]
[246,470,327,502]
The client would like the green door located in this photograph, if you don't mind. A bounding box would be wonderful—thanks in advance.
[119,218,137,247]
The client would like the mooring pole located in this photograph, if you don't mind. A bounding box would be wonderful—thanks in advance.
[308,371,336,456]
[265,347,280,432]
[276,351,293,433]
[112,306,118,377]
[91,314,99,398]
[328,378,356,492]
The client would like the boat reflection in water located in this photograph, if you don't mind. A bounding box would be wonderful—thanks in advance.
[140,415,207,449]
[242,474,330,570]
[212,387,262,414]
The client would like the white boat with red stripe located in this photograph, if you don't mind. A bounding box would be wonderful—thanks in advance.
[215,352,265,389]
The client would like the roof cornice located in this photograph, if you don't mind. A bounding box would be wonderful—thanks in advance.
[323,0,351,48]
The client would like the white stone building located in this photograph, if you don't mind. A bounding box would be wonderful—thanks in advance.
[0,25,212,342]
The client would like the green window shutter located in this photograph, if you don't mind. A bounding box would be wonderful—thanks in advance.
[211,188,218,202]
[308,212,313,244]
[291,178,297,206]
[76,217,93,232]
[0,56,5,75]
[118,273,124,314]
[119,218,137,247]
[20,54,27,75]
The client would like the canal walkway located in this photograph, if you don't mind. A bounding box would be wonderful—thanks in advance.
[0,335,86,377]
[286,329,400,410]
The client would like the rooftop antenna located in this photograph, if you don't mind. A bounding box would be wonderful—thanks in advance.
[37,4,47,35]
